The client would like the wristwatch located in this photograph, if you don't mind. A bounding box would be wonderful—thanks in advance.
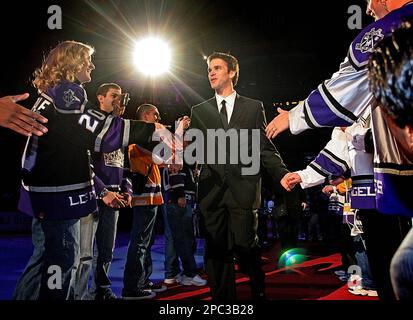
[99,188,109,199]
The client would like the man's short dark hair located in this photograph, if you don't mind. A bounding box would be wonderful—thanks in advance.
[368,19,413,128]
[136,103,157,120]
[207,52,240,86]
[96,83,121,98]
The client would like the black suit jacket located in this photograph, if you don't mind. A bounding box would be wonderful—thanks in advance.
[190,94,289,211]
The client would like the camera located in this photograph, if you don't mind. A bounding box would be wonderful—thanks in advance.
[120,93,130,108]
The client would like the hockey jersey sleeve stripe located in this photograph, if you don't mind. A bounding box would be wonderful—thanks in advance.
[312,157,346,178]
[170,183,185,188]
[303,100,318,129]
[40,93,54,104]
[21,135,38,171]
[169,172,186,189]
[132,185,162,196]
[319,82,358,123]
[93,173,106,196]
[320,148,350,171]
[105,184,122,190]
[311,153,347,178]
[123,120,131,148]
[296,166,326,189]
[306,85,355,128]
[94,115,115,152]
[374,167,413,175]
[169,172,187,177]
[374,163,413,172]
[308,163,330,178]
[22,179,94,192]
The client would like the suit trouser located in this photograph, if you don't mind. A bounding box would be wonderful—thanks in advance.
[274,189,301,250]
[201,190,264,300]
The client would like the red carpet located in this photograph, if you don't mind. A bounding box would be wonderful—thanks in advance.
[155,240,379,300]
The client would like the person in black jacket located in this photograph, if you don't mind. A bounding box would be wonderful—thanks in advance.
[189,52,295,300]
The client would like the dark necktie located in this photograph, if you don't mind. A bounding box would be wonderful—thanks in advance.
[220,100,228,130]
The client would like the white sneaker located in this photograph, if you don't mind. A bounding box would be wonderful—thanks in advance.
[180,275,207,286]
[348,287,365,296]
[348,288,378,297]
[363,289,378,297]
[164,274,182,285]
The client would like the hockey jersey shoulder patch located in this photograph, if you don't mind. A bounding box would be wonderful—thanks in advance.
[46,81,87,114]
[348,3,413,70]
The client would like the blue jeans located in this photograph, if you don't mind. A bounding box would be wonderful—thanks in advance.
[90,205,119,293]
[73,213,98,300]
[13,218,44,300]
[122,205,158,293]
[391,226,413,299]
[162,204,180,279]
[353,234,376,290]
[39,218,80,300]
[165,203,198,277]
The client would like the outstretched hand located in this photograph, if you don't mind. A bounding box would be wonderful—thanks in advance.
[265,108,289,139]
[280,172,302,191]
[0,93,48,137]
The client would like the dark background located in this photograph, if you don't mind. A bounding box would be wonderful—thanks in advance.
[0,0,372,211]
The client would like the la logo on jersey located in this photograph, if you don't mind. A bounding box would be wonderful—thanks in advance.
[355,28,384,53]
[63,89,81,108]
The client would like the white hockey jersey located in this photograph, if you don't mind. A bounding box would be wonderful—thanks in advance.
[289,3,413,216]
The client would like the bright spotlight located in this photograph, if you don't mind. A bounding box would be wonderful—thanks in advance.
[133,38,171,76]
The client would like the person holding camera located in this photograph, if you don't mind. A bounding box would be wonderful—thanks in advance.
[74,83,133,300]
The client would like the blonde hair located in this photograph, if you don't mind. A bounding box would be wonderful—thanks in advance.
[33,40,94,93]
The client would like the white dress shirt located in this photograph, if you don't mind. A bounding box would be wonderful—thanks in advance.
[215,91,237,125]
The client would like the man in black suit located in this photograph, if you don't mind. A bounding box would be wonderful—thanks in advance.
[189,52,294,300]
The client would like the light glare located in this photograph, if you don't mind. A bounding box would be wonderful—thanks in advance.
[133,38,171,76]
